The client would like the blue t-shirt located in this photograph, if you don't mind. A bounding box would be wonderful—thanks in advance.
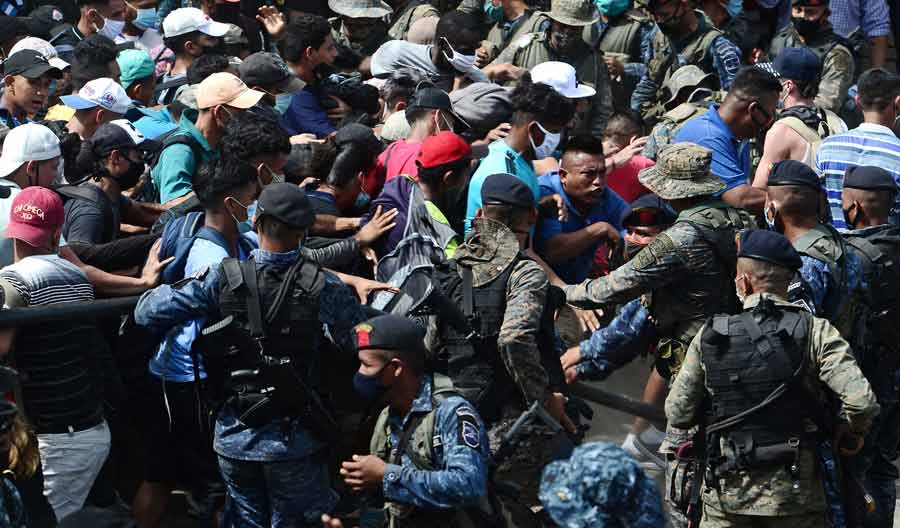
[280,85,336,139]
[465,140,539,235]
[674,105,750,194]
[535,171,628,283]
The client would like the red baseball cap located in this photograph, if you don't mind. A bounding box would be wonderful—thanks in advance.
[416,131,472,171]
[6,187,64,248]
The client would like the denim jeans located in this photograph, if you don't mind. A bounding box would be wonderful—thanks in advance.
[217,454,338,528]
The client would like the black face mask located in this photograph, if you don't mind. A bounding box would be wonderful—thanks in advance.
[200,41,227,56]
[117,158,145,190]
[656,2,685,35]
[792,16,822,40]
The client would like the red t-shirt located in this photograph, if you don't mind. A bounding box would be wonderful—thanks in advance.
[607,155,654,203]
[371,139,422,196]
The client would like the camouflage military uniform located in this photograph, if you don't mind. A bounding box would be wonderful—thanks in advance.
[539,442,666,528]
[388,0,440,41]
[480,10,546,64]
[490,0,614,136]
[592,9,656,112]
[666,293,879,527]
[330,18,390,59]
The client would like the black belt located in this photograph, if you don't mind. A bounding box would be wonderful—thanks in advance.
[36,414,104,435]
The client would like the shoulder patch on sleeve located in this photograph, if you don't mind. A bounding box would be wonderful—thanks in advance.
[631,232,676,270]
[457,410,480,449]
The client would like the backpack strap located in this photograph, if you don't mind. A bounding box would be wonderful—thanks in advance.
[461,265,475,320]
[779,116,824,145]
[239,258,266,340]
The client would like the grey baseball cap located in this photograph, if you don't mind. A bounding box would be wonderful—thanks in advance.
[449,82,512,133]
[238,52,306,95]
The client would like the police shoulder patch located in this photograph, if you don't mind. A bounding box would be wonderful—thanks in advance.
[457,409,480,449]
[632,232,676,270]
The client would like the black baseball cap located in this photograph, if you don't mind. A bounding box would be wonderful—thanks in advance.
[773,48,822,83]
[354,314,426,354]
[256,183,315,230]
[768,160,821,190]
[88,119,159,156]
[22,5,68,40]
[2,49,61,79]
[482,172,534,209]
[238,52,306,95]
[408,83,470,130]
[844,165,898,193]
[737,229,803,271]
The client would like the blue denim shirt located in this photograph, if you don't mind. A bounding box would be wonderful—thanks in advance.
[575,298,651,380]
[136,233,255,382]
[382,374,490,509]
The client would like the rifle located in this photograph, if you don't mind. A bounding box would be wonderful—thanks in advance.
[491,399,572,471]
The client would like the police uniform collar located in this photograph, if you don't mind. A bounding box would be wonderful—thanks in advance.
[252,248,301,265]
[455,217,521,287]
[407,374,435,415]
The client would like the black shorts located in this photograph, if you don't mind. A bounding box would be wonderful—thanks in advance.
[135,376,219,487]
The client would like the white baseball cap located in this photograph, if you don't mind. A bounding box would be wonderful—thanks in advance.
[9,37,69,71]
[0,123,61,179]
[163,7,230,38]
[530,61,596,99]
[60,77,133,115]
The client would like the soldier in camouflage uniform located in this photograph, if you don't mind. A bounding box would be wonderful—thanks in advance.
[477,0,546,65]
[538,442,666,527]
[592,1,656,113]
[629,0,741,127]
[329,0,393,72]
[665,229,879,528]
[488,0,614,136]
[642,65,723,160]
[427,173,576,523]
[387,0,440,40]
[781,0,855,114]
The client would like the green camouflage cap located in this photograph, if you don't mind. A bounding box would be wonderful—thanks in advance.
[328,0,393,18]
[638,143,726,200]
[456,217,521,286]
[663,65,714,107]
[547,0,598,26]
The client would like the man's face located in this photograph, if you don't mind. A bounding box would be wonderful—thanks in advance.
[791,5,827,22]
[312,34,338,67]
[342,16,381,42]
[23,157,60,188]
[99,0,127,20]
[188,34,223,57]
[5,74,52,115]
[650,0,686,33]
[624,224,662,246]
[253,152,289,186]
[746,92,778,136]
[436,31,480,69]
[560,151,607,208]
[549,21,583,56]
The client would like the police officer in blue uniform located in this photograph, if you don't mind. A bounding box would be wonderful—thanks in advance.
[342,314,491,528]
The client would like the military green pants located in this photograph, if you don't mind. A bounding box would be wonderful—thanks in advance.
[701,504,826,527]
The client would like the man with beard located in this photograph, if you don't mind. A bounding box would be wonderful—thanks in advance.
[329,0,392,77]
[630,0,741,127]
[786,0,855,114]
[156,7,230,105]
[62,120,162,244]
[675,66,780,215]
[488,0,614,136]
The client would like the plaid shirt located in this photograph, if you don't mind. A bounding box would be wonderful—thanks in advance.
[829,0,891,38]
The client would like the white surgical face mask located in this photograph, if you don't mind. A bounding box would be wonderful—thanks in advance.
[441,37,476,73]
[529,121,561,160]
[97,17,126,39]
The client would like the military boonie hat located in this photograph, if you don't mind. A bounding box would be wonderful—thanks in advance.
[328,0,393,19]
[663,65,714,109]
[638,143,726,200]
[547,0,598,27]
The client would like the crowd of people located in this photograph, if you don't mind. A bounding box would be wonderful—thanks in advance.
[0,0,898,525]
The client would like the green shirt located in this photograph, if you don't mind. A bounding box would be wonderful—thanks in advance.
[150,115,218,204]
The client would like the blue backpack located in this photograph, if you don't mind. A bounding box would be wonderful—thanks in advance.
[159,211,254,284]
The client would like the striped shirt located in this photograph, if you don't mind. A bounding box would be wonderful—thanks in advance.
[815,123,900,230]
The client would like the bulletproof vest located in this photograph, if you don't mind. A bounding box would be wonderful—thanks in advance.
[597,10,649,63]
[648,13,723,93]
[440,257,561,425]
[370,374,486,527]
[217,256,325,386]
[844,226,900,314]
[388,0,438,41]
[700,300,816,469]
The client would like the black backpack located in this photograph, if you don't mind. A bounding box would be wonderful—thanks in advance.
[140,130,204,204]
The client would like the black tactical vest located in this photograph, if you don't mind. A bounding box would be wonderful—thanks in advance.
[700,300,816,470]
[440,257,562,424]
[216,256,325,392]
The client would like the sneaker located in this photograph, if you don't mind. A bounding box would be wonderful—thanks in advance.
[622,431,666,471]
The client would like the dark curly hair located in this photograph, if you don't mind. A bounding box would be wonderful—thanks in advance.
[326,123,383,188]
[71,34,117,90]
[186,54,230,85]
[281,14,331,63]
[193,158,258,209]
[221,111,291,162]
[163,31,200,57]
[510,73,575,128]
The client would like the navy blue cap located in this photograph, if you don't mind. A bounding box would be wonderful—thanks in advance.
[481,173,534,209]
[773,48,822,83]
[768,160,821,190]
[354,314,425,353]
[738,229,803,271]
[844,165,898,192]
[256,183,315,230]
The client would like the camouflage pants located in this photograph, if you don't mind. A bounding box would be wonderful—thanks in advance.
[857,397,900,527]
[700,504,825,528]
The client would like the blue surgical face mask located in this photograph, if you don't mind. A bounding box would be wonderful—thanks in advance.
[353,367,388,401]
[595,0,629,17]
[724,0,742,20]
[274,93,293,115]
[355,190,371,210]
[228,197,255,233]
[484,0,504,23]
[133,7,160,30]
